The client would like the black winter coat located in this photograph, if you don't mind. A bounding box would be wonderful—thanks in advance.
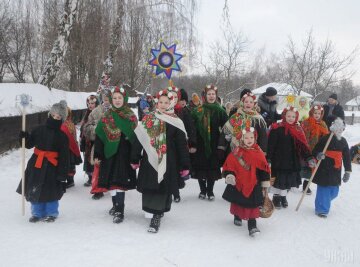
[257,93,282,127]
[323,103,345,128]
[267,127,311,173]
[94,134,136,190]
[191,108,228,180]
[131,123,190,194]
[222,169,269,208]
[16,118,69,202]
[175,106,197,148]
[312,134,351,186]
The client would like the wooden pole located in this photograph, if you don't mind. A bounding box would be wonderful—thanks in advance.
[295,132,334,211]
[21,108,26,216]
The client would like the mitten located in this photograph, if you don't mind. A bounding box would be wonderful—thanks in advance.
[225,174,236,185]
[342,172,351,183]
[131,163,140,170]
[316,152,326,160]
[19,130,29,139]
[307,158,317,168]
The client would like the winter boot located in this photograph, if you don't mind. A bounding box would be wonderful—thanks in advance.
[198,179,207,200]
[234,215,242,226]
[207,180,215,201]
[84,175,92,187]
[173,195,181,203]
[43,216,56,223]
[66,176,75,188]
[92,192,104,200]
[272,194,282,209]
[248,219,260,237]
[280,196,288,208]
[302,180,312,195]
[109,196,116,216]
[316,213,327,218]
[29,216,41,223]
[148,214,162,233]
[113,192,125,223]
[207,192,215,201]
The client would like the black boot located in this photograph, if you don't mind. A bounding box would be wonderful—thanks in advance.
[272,194,282,209]
[207,180,215,201]
[29,216,41,223]
[66,176,75,188]
[198,179,207,199]
[43,216,56,223]
[84,175,92,187]
[148,214,162,233]
[173,195,181,203]
[113,192,125,223]
[248,219,260,237]
[234,215,242,226]
[280,196,288,208]
[92,192,104,200]
[302,180,312,195]
[109,196,116,215]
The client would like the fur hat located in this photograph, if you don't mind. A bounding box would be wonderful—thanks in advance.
[328,93,338,100]
[265,87,277,97]
[49,100,68,122]
[179,88,188,102]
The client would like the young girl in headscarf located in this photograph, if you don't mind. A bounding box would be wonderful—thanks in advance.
[267,106,316,209]
[93,86,138,223]
[131,88,190,233]
[300,105,329,194]
[191,85,228,200]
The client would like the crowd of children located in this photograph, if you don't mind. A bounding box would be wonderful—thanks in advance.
[17,85,353,236]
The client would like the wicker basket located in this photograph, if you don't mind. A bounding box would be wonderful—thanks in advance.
[260,192,275,218]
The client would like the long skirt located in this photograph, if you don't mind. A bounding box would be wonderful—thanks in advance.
[142,193,172,215]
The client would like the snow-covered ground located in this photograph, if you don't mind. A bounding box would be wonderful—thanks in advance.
[0,125,359,267]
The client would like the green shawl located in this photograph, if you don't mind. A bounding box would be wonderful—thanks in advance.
[192,103,227,158]
[95,106,138,159]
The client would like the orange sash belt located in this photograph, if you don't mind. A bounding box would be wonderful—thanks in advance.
[325,150,342,169]
[34,148,59,168]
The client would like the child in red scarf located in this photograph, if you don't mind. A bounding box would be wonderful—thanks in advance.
[300,105,329,194]
[222,127,270,237]
[267,106,316,209]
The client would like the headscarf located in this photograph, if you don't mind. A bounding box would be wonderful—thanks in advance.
[95,86,138,159]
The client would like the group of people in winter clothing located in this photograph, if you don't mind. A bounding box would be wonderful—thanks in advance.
[17,84,353,237]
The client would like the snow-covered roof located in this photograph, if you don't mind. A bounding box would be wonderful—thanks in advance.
[0,83,94,117]
[346,96,360,106]
[252,83,313,97]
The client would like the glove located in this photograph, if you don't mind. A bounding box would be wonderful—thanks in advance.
[179,170,189,177]
[342,172,350,183]
[225,174,236,186]
[307,158,317,168]
[225,134,232,142]
[316,152,326,160]
[19,130,29,139]
[131,163,140,170]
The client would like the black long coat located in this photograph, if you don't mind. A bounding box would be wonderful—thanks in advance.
[175,106,197,148]
[94,134,136,190]
[312,134,351,186]
[267,127,311,173]
[222,169,269,208]
[257,93,282,127]
[131,123,190,195]
[16,118,69,202]
[323,104,345,128]
[191,108,228,180]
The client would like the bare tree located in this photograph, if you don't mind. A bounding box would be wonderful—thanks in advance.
[0,0,12,82]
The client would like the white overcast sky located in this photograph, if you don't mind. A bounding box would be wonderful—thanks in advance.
[196,0,360,84]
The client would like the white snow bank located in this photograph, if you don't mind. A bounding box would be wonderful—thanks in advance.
[252,83,313,97]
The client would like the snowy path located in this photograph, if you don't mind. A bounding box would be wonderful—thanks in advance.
[1,125,359,267]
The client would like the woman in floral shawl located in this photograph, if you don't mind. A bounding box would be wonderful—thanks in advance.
[219,91,267,154]
[300,104,329,194]
[93,86,138,224]
[191,85,228,200]
[131,88,190,233]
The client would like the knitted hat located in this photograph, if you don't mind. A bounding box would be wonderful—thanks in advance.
[328,93,338,100]
[49,100,68,122]
[240,88,252,99]
[265,87,277,97]
[179,88,189,102]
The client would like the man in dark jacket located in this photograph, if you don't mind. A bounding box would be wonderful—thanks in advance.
[323,93,345,128]
[257,87,282,127]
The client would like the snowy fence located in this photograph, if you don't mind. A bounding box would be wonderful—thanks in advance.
[0,109,86,154]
